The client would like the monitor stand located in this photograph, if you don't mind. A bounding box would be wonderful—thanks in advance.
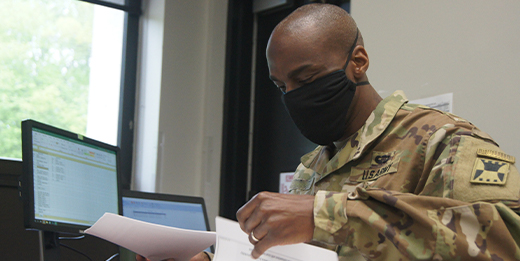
[38,231,61,261]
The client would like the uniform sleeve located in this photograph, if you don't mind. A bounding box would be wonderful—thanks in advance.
[311,126,520,260]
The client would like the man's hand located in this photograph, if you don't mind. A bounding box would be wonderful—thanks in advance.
[236,192,315,259]
[136,252,210,261]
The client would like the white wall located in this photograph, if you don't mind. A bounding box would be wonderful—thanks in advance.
[351,1,520,158]
[134,0,228,230]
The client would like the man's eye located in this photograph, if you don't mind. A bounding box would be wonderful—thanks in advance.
[298,76,313,85]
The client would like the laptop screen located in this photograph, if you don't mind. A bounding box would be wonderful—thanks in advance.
[122,197,207,231]
[119,190,213,260]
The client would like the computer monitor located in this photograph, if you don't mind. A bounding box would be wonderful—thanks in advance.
[119,190,213,260]
[20,119,121,260]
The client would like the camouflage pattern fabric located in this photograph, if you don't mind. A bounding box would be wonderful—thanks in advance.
[290,91,520,260]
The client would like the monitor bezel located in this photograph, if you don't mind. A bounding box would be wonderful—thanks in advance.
[21,119,122,234]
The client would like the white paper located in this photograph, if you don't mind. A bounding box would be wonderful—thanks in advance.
[213,217,338,261]
[279,172,294,194]
[410,93,453,113]
[84,213,216,261]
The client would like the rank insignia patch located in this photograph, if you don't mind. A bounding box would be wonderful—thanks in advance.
[471,158,509,185]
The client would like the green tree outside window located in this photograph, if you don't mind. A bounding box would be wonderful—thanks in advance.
[0,0,93,158]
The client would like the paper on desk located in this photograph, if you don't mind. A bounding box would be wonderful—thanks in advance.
[213,217,338,261]
[84,213,216,261]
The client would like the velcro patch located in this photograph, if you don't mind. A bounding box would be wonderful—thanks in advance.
[355,162,398,181]
[371,151,395,166]
[470,158,509,185]
[349,151,401,182]
[476,148,515,164]
[350,151,400,182]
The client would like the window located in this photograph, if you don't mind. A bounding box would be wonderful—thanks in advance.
[0,0,139,187]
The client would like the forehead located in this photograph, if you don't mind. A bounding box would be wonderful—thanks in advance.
[266,32,331,77]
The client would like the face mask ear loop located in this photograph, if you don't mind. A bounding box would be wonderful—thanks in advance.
[342,28,359,71]
[343,28,369,87]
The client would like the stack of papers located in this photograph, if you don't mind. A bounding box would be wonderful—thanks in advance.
[85,213,338,261]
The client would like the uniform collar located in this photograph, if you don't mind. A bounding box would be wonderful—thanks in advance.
[300,90,408,178]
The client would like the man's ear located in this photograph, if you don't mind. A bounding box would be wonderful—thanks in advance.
[351,46,369,80]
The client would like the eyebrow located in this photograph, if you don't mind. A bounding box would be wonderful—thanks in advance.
[269,64,315,82]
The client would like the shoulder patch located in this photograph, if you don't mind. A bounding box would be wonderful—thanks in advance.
[451,135,520,203]
[470,158,509,185]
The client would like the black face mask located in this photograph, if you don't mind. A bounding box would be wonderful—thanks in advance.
[282,30,369,145]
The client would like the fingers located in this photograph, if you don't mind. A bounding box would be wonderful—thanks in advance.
[236,192,262,232]
[237,193,316,259]
[238,192,272,234]
[248,221,286,258]
[248,229,262,245]
[136,251,206,261]
[248,218,272,245]
[239,192,283,256]
[136,255,148,261]
[136,254,175,261]
[250,234,276,259]
[189,252,209,261]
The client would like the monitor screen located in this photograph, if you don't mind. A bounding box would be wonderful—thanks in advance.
[21,119,120,234]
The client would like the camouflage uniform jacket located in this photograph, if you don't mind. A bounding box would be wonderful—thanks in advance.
[290,91,520,261]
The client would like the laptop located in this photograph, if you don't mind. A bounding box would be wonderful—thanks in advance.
[119,190,213,260]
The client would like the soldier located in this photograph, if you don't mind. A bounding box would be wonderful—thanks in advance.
[237,3,520,261]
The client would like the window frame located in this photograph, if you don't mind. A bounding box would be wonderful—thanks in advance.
[81,0,141,15]
[79,0,141,189]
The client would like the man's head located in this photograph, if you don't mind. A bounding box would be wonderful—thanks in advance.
[267,3,375,145]
[266,3,367,93]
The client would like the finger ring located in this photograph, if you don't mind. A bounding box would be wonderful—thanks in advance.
[251,231,260,242]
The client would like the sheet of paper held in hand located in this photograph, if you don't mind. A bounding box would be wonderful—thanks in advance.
[213,216,338,261]
[84,213,216,261]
